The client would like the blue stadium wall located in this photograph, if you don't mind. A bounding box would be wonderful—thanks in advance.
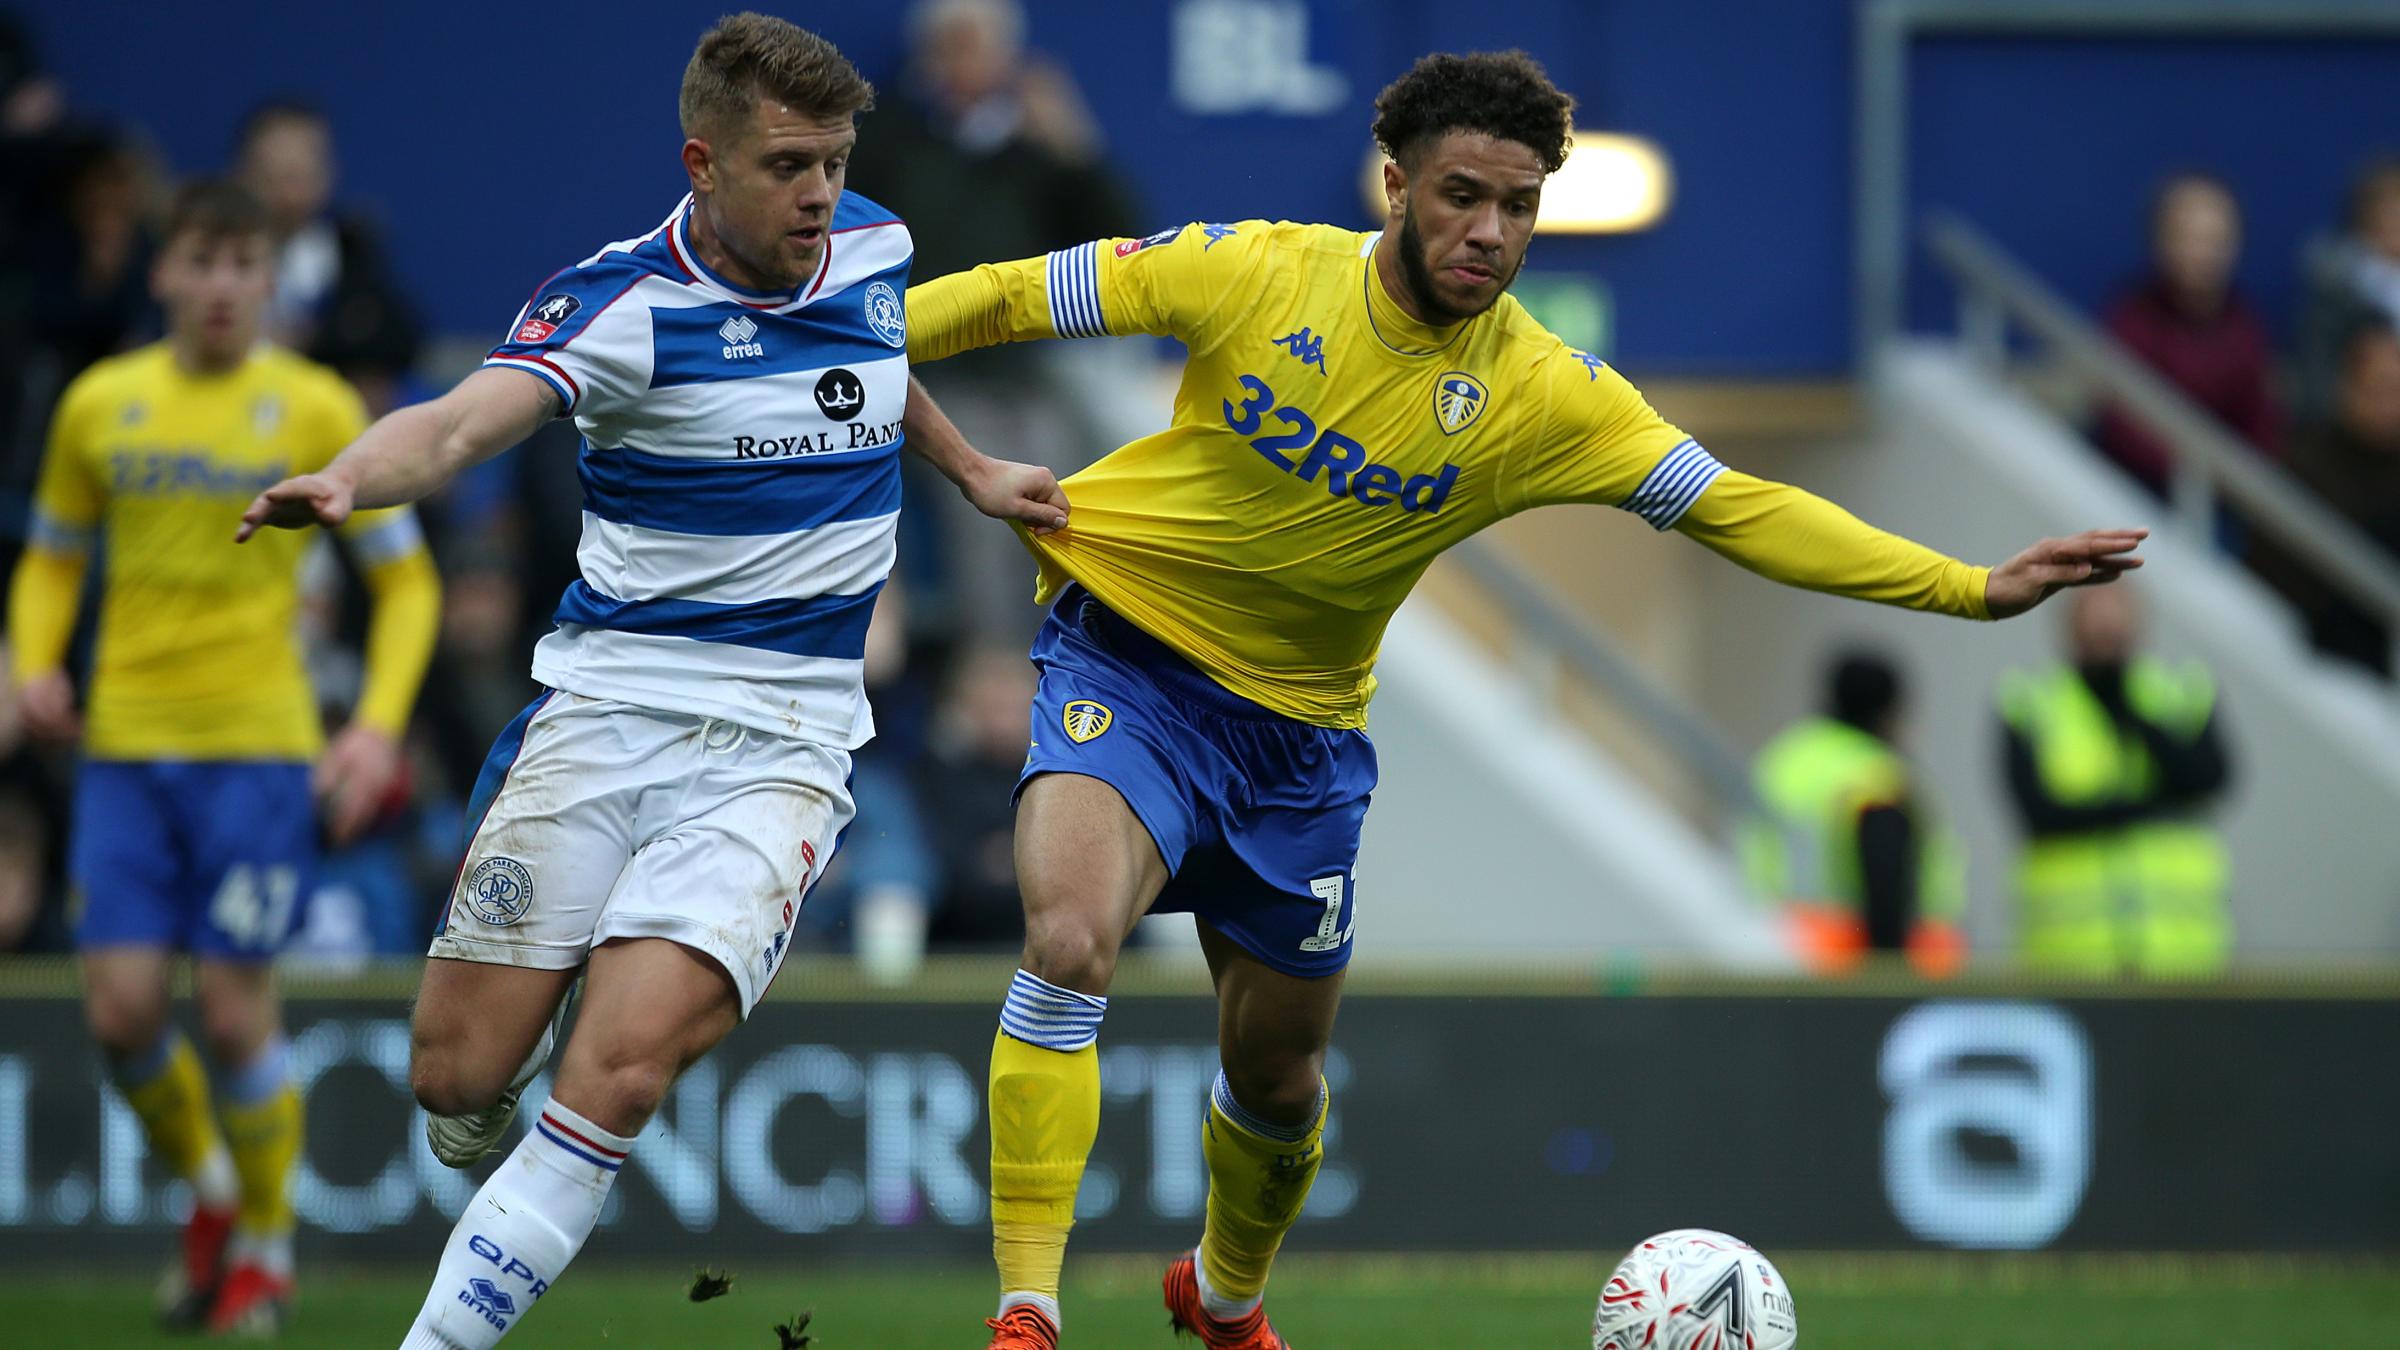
[23,1,2400,374]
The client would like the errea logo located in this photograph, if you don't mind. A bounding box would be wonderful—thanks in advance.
[719,313,764,360]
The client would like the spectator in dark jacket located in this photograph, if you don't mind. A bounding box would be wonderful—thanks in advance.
[235,100,422,413]
[2260,322,2400,677]
[847,0,1142,645]
[2296,159,2400,426]
[2094,173,2280,500]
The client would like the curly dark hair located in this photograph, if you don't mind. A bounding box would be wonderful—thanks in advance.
[1371,51,1575,174]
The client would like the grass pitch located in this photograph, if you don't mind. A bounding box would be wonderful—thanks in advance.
[3,1253,2394,1347]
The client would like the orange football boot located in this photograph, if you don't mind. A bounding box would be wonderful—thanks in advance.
[1163,1252,1293,1350]
[986,1302,1061,1349]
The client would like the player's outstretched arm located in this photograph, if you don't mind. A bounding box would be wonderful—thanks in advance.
[235,368,557,540]
[902,374,1069,535]
[1673,471,2144,620]
[1980,529,2147,619]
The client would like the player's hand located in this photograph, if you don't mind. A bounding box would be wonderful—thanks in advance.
[963,456,1071,536]
[1983,528,2148,619]
[315,722,402,846]
[17,671,81,744]
[237,470,355,542]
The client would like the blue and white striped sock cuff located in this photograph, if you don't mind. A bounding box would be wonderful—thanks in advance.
[1210,1070,1323,1144]
[999,969,1108,1051]
[1622,438,1726,530]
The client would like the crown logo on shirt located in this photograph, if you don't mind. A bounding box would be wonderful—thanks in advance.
[719,313,765,360]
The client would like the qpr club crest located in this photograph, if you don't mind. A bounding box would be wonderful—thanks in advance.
[865,280,906,348]
[1433,371,1489,435]
[465,856,534,926]
[1062,699,1113,744]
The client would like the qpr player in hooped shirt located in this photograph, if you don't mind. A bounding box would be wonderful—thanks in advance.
[238,16,1066,1350]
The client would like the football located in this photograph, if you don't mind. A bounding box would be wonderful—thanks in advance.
[1592,1228,1797,1350]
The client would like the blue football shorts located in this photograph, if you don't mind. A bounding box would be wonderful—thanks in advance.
[70,759,318,960]
[1019,586,1376,978]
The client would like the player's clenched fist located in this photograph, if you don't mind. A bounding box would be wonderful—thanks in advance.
[1983,528,2148,619]
[236,469,356,541]
[964,456,1072,536]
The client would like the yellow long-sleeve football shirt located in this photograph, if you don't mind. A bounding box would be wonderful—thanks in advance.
[910,221,1987,728]
[8,343,439,760]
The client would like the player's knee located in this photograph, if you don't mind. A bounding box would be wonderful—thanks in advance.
[196,1000,271,1069]
[1222,1050,1326,1126]
[1020,915,1119,994]
[84,987,168,1061]
[410,1046,499,1119]
[556,1050,673,1136]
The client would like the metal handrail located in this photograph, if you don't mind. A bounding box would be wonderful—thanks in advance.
[1925,215,2400,675]
[1445,536,1761,821]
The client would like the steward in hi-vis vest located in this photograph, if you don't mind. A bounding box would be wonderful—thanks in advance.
[1998,587,2232,976]
[1745,653,1966,977]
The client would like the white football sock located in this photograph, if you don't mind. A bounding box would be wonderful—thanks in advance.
[397,1097,630,1349]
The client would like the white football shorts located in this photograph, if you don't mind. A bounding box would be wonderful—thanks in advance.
[429,691,853,1014]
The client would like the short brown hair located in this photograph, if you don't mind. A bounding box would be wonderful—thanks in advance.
[162,178,271,247]
[680,13,874,141]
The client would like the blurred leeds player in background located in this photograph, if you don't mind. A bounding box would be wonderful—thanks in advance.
[1744,650,1967,978]
[4,178,439,1334]
[907,48,2146,1350]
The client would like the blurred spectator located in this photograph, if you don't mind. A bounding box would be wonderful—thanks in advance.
[1742,650,1966,977]
[235,100,422,412]
[1997,586,2232,978]
[0,647,66,953]
[849,0,1140,645]
[2257,322,2400,677]
[27,127,158,378]
[2093,173,2279,503]
[914,645,1037,951]
[2297,158,2400,425]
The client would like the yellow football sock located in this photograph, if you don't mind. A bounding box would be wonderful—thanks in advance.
[988,1029,1101,1300]
[1198,1076,1327,1308]
[218,1077,302,1240]
[118,1033,229,1189]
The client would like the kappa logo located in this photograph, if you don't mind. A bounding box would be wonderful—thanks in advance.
[1433,371,1488,435]
[1273,328,1329,375]
[719,313,765,360]
[465,857,534,926]
[814,368,866,421]
[1062,700,1114,744]
[515,293,579,343]
[865,280,906,348]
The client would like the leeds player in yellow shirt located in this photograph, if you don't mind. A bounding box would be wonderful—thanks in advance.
[909,53,2145,1350]
[5,182,439,1335]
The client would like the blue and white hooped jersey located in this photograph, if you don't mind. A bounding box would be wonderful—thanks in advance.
[483,193,912,748]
